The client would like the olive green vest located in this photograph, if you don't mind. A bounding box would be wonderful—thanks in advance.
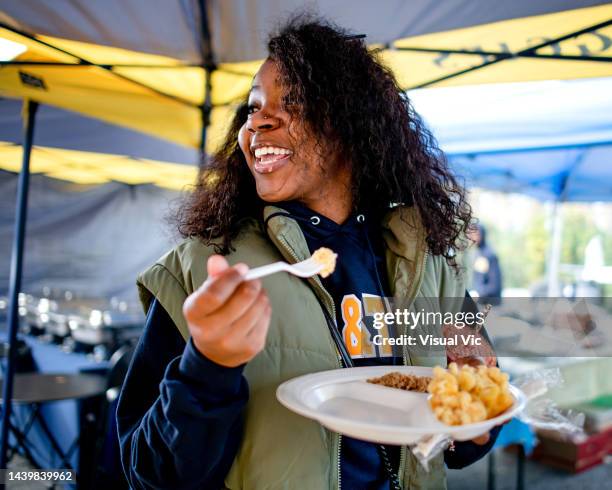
[137,205,465,489]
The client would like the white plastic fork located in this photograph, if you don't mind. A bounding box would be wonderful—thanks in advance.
[244,256,324,281]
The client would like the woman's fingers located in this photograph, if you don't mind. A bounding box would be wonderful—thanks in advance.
[231,290,269,336]
[204,280,263,331]
[246,304,272,350]
[470,433,491,445]
[222,292,270,348]
[184,265,246,318]
[202,292,271,365]
[207,254,230,277]
[182,255,272,367]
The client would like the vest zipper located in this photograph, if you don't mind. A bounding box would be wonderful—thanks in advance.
[398,250,429,488]
[273,234,344,490]
[274,235,341,362]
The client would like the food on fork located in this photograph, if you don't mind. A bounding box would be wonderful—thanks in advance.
[367,372,431,393]
[311,247,338,278]
[428,362,513,426]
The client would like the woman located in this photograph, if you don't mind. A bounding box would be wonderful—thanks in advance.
[117,17,499,490]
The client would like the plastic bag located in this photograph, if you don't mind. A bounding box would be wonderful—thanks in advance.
[513,368,585,436]
[410,434,452,471]
[410,367,584,471]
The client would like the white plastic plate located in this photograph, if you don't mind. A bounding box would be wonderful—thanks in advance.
[276,366,526,445]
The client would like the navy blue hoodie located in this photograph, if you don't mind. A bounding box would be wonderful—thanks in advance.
[117,203,499,489]
[272,202,402,489]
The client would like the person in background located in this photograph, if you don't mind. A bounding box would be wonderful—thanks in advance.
[469,224,502,304]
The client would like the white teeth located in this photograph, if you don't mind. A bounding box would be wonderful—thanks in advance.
[253,146,292,158]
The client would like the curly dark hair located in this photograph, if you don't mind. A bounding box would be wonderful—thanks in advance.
[177,15,472,265]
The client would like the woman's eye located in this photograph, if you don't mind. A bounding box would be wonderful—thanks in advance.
[247,104,259,115]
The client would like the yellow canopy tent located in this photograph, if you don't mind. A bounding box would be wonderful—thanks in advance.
[0,141,197,189]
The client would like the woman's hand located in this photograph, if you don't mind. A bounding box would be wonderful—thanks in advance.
[183,255,272,367]
[470,433,491,445]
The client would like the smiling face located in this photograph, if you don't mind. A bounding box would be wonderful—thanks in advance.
[238,59,352,221]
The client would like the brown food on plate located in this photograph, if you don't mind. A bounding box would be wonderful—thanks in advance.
[427,362,514,426]
[367,372,431,393]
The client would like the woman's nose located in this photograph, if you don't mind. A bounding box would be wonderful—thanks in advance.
[247,111,280,133]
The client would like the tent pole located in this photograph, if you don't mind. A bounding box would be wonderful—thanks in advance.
[546,159,579,297]
[200,64,214,156]
[0,100,39,468]
[198,0,215,158]
[546,199,564,297]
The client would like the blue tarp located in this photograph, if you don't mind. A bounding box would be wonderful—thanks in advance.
[411,77,612,201]
[450,144,612,202]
